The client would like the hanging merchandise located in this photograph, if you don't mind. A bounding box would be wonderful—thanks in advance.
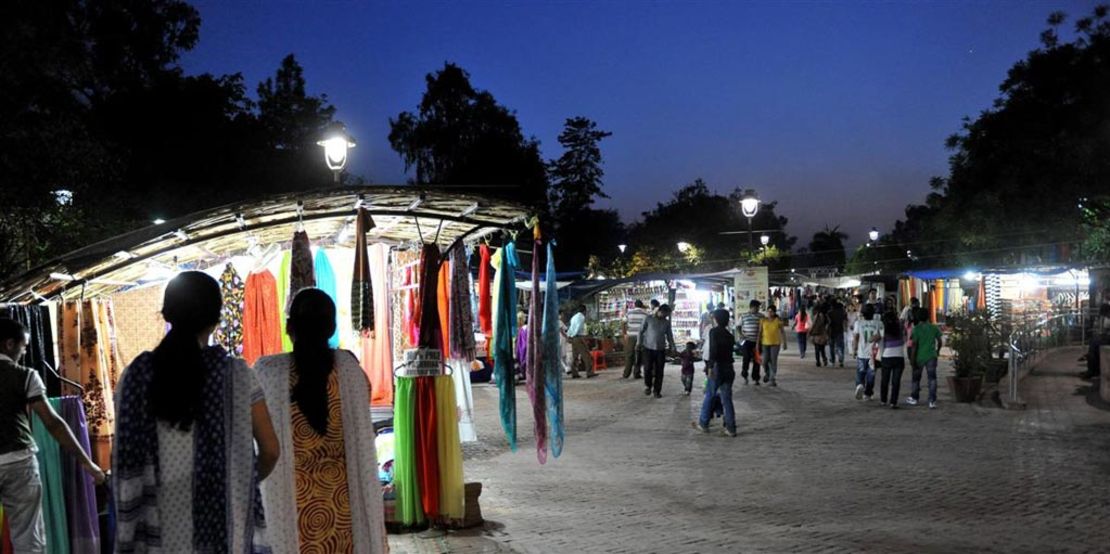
[493,242,519,450]
[242,270,283,365]
[414,377,440,519]
[435,375,465,520]
[527,226,548,464]
[57,300,124,468]
[351,207,376,334]
[31,398,71,554]
[437,259,451,357]
[478,244,493,337]
[59,397,100,554]
[0,305,58,395]
[449,245,477,361]
[361,244,395,407]
[393,378,424,526]
[213,263,246,356]
[542,241,565,458]
[278,251,293,352]
[416,244,444,351]
[314,249,341,348]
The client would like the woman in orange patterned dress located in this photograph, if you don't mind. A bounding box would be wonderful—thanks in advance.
[256,288,387,554]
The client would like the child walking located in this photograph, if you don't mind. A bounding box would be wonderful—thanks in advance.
[679,341,699,396]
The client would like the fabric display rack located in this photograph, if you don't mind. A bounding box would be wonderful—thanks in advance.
[0,186,554,544]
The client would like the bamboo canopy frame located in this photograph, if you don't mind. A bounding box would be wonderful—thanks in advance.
[1,185,531,303]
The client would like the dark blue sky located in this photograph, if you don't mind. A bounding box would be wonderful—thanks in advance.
[182,0,1096,246]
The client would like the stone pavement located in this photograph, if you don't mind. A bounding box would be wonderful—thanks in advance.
[390,341,1110,553]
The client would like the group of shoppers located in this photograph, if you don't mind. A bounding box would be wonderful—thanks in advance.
[851,295,943,410]
[1,271,387,553]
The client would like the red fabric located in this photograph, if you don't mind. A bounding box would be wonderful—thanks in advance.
[2,510,12,554]
[242,270,283,365]
[414,377,440,519]
[438,260,451,356]
[478,245,493,336]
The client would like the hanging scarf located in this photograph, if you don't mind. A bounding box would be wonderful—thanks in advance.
[60,397,100,554]
[449,245,477,361]
[114,347,267,553]
[542,241,565,458]
[214,263,246,356]
[278,251,293,352]
[414,377,439,519]
[242,270,283,366]
[361,243,395,407]
[527,228,547,464]
[438,260,451,356]
[494,242,519,450]
[415,244,443,350]
[351,207,375,334]
[478,244,493,336]
[313,249,341,348]
[435,375,465,519]
[392,378,423,526]
[404,266,419,348]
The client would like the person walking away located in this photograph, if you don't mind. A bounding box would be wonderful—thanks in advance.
[638,304,676,398]
[828,299,848,367]
[256,289,388,554]
[900,297,921,338]
[679,342,699,396]
[852,304,883,401]
[760,306,787,386]
[793,303,810,359]
[622,300,650,380]
[810,303,831,367]
[567,304,596,379]
[907,307,944,409]
[879,311,907,409]
[114,271,280,553]
[0,319,106,554]
[738,300,763,385]
[693,310,738,437]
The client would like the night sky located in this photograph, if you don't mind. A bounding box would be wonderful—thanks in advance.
[182,0,1097,247]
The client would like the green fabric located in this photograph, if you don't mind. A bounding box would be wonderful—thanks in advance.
[32,398,70,554]
[277,251,293,352]
[393,378,424,526]
[911,323,942,365]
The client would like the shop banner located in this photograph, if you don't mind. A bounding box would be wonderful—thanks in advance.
[733,267,769,314]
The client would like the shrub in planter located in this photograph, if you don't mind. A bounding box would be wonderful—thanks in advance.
[945,310,1000,401]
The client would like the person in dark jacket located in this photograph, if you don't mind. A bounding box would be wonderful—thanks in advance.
[693,311,738,437]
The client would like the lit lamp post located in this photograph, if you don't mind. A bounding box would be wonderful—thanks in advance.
[739,189,761,254]
[317,124,357,183]
[618,244,627,254]
[867,227,879,247]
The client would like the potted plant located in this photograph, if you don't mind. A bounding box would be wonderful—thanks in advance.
[945,310,995,401]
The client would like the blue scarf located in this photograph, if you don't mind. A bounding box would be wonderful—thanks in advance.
[494,243,519,450]
[542,241,565,458]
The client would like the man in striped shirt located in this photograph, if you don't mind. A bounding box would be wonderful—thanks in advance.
[622,300,650,380]
[738,300,763,385]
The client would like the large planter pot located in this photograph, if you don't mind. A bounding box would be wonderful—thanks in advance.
[947,376,984,403]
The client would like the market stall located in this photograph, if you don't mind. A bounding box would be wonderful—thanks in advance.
[0,185,551,540]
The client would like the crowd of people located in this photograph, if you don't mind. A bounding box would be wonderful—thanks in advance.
[608,289,947,438]
[1,271,388,553]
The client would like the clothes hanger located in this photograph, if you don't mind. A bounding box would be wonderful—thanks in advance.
[43,360,84,394]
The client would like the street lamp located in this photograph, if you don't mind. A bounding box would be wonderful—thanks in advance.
[317,124,357,182]
[677,241,692,253]
[869,227,880,242]
[739,189,760,254]
[618,244,627,254]
[760,234,770,246]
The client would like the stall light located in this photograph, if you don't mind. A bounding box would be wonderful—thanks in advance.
[963,271,981,281]
[317,125,356,173]
[760,234,770,246]
[618,244,627,253]
[49,272,76,282]
[153,218,166,225]
[677,241,692,253]
[1019,274,1041,292]
[54,189,73,206]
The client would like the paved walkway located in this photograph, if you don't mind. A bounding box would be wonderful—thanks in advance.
[390,342,1110,553]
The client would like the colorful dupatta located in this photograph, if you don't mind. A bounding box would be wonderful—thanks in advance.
[351,207,376,334]
[393,378,423,525]
[542,241,565,458]
[314,249,341,348]
[494,243,519,450]
[527,229,548,463]
[478,245,493,336]
[435,375,465,519]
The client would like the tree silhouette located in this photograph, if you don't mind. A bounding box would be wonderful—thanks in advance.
[807,225,848,273]
[548,117,612,219]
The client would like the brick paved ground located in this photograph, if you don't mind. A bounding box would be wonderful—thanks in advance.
[390,341,1110,553]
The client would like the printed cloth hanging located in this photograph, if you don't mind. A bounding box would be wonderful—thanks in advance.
[58,300,124,469]
[360,243,395,407]
[314,248,341,348]
[478,244,493,337]
[404,265,419,348]
[542,240,565,458]
[243,270,283,365]
[527,228,548,464]
[493,243,519,450]
[351,207,376,334]
[414,377,440,519]
[435,375,465,519]
[449,245,477,361]
[437,259,451,357]
[60,397,100,554]
[214,263,246,356]
[393,378,424,525]
[278,251,293,352]
[32,398,70,554]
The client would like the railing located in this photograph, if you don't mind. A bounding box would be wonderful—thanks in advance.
[1006,309,1088,405]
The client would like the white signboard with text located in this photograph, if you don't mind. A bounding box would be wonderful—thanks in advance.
[734,267,769,314]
